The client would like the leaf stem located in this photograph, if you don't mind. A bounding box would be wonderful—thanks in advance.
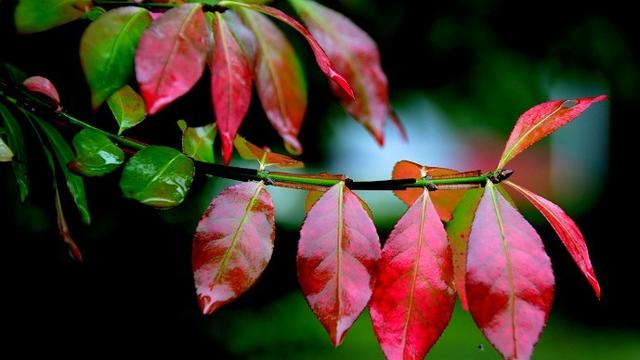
[0,75,513,192]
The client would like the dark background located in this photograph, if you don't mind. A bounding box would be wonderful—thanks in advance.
[1,0,638,358]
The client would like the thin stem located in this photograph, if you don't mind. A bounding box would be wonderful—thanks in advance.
[92,0,226,12]
[0,75,513,192]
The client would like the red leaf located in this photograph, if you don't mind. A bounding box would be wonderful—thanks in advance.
[370,190,455,359]
[135,4,210,114]
[498,95,607,168]
[235,3,354,99]
[466,182,554,360]
[211,13,253,165]
[445,187,484,310]
[297,181,381,346]
[290,0,397,145]
[238,8,307,154]
[392,160,469,222]
[504,181,600,298]
[192,181,275,314]
[23,76,61,109]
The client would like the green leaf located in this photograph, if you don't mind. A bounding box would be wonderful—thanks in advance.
[0,103,29,201]
[120,146,195,208]
[178,120,216,163]
[15,0,92,34]
[1,63,28,85]
[80,6,152,109]
[107,85,147,134]
[0,137,13,161]
[69,129,125,177]
[31,115,91,224]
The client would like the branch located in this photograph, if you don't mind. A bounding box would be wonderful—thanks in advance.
[0,77,512,192]
[93,0,226,13]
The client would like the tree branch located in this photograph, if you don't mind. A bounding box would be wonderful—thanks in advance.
[0,76,512,192]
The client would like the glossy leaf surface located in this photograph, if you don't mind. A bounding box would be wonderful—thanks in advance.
[211,12,253,165]
[370,190,455,360]
[69,129,125,177]
[120,146,195,208]
[466,182,554,360]
[135,4,210,114]
[392,160,468,222]
[445,187,483,310]
[234,3,353,98]
[15,0,92,34]
[238,8,306,154]
[498,95,607,168]
[107,85,147,134]
[80,6,152,109]
[0,103,29,200]
[23,76,61,109]
[178,120,216,163]
[505,181,600,298]
[297,181,380,346]
[33,118,91,224]
[289,0,396,145]
[233,135,303,168]
[193,181,275,314]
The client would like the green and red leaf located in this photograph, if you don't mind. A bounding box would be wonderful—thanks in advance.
[80,6,152,110]
[135,3,211,114]
[498,95,607,168]
[505,181,600,298]
[238,8,307,154]
[107,85,147,134]
[392,160,469,222]
[466,182,554,360]
[297,181,381,346]
[289,0,397,145]
[230,2,353,99]
[233,135,303,168]
[370,189,455,360]
[193,181,275,314]
[211,12,253,165]
[15,0,92,34]
[445,187,483,310]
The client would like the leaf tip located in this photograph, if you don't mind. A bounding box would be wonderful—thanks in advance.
[221,133,233,166]
[329,69,355,100]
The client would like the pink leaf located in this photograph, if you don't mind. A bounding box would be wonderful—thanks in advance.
[211,13,253,165]
[370,190,455,359]
[135,4,210,114]
[297,181,381,346]
[467,182,554,360]
[498,95,607,168]
[192,181,275,314]
[23,76,61,110]
[290,0,398,145]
